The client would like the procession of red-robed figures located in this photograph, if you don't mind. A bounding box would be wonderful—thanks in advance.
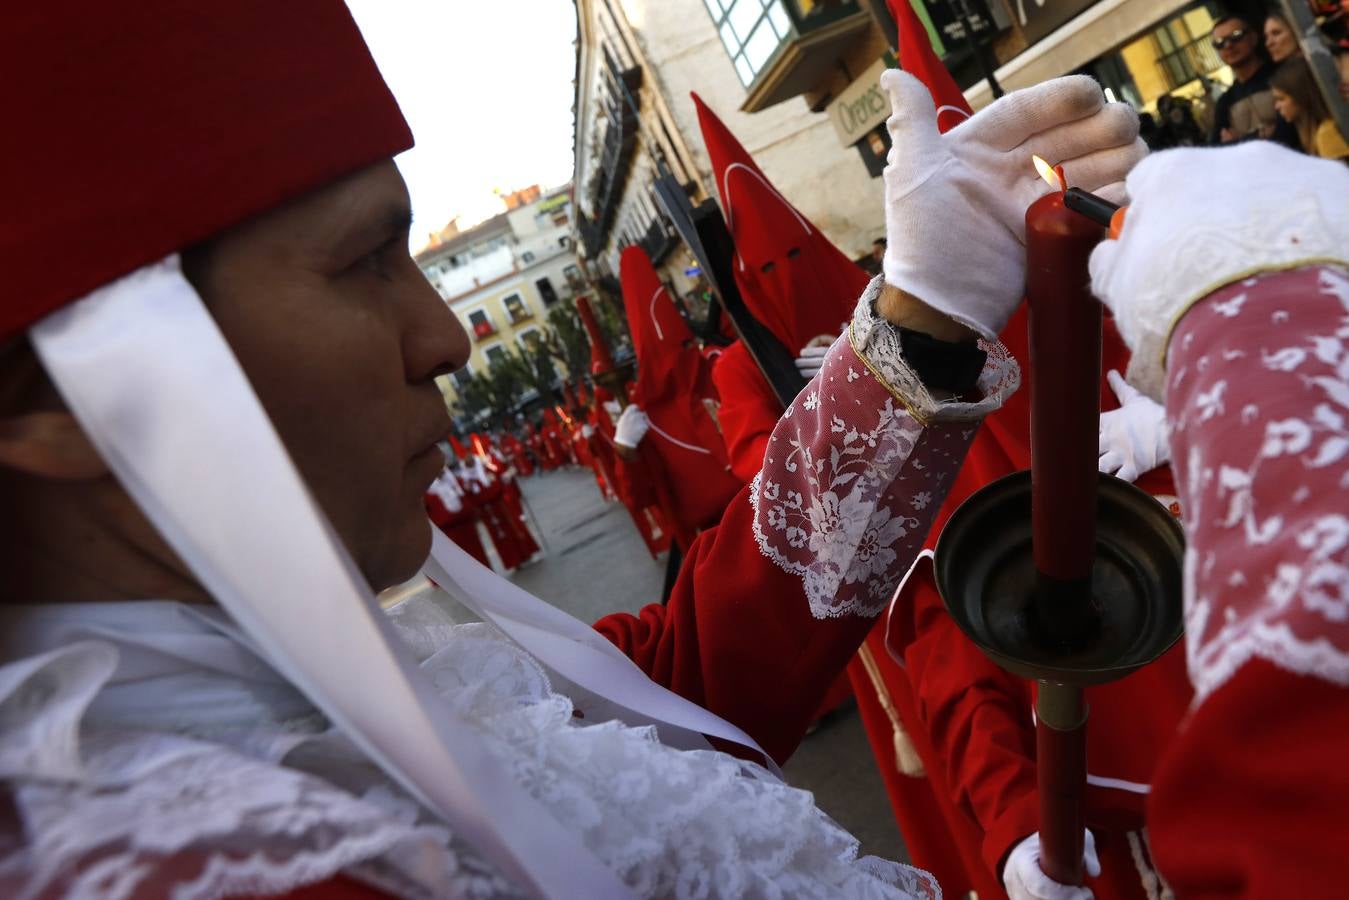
[423,6,1348,897]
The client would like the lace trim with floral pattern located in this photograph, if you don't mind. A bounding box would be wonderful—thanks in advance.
[1168,266,1349,700]
[749,285,1017,619]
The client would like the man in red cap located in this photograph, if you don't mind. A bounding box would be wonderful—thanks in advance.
[0,3,1173,897]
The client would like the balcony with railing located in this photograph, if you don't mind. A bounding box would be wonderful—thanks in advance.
[578,48,643,258]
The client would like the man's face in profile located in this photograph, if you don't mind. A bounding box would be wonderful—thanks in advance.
[182,161,469,589]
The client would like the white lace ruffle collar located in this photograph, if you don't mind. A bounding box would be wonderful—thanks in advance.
[0,599,938,899]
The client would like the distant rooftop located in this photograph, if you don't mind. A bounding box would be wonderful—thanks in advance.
[415,212,512,262]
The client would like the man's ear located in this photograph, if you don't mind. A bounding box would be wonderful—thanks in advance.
[0,411,109,480]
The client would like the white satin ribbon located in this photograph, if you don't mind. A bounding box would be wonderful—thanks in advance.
[30,257,632,900]
[423,531,782,776]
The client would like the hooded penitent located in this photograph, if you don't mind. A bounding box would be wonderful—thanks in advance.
[691,93,869,354]
[619,246,740,536]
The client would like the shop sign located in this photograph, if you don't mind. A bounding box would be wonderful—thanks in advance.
[1014,0,1098,46]
[922,0,1001,44]
[537,193,570,213]
[827,57,891,148]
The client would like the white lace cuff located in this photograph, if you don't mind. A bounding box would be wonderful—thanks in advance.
[848,276,1019,426]
[751,280,1010,619]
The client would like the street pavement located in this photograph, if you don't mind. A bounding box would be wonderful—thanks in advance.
[386,465,909,862]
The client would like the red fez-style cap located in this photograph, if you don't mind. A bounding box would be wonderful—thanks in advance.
[2,1,413,342]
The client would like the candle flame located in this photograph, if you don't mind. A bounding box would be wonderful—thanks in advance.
[471,434,499,471]
[1032,155,1061,191]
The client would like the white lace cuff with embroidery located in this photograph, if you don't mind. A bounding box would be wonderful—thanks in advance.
[752,278,1019,619]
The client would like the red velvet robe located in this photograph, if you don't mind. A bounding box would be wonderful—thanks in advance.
[500,432,534,477]
[590,321,985,767]
[467,470,538,571]
[713,340,787,482]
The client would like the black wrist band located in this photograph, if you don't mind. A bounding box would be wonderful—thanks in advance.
[898,327,987,394]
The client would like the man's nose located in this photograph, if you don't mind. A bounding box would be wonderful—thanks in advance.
[404,274,470,382]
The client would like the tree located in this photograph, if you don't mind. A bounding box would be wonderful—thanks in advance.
[542,302,592,382]
[542,297,633,381]
[452,354,525,429]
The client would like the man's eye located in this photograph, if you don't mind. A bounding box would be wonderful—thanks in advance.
[354,242,399,280]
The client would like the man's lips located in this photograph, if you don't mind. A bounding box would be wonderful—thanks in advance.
[409,408,452,463]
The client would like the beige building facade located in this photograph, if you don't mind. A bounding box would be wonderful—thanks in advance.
[416,185,582,407]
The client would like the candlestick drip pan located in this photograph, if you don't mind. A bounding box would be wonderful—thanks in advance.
[934,471,1184,685]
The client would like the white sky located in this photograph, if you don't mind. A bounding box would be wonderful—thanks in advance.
[345,1,579,248]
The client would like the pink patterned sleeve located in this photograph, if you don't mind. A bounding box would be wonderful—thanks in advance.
[1165,264,1349,699]
[750,277,1020,619]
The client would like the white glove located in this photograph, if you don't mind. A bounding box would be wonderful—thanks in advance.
[1003,831,1100,900]
[1089,142,1349,400]
[881,69,1145,340]
[1098,369,1169,482]
[580,423,595,440]
[794,344,830,379]
[613,405,650,449]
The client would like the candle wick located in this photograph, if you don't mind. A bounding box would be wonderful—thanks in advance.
[1054,165,1068,196]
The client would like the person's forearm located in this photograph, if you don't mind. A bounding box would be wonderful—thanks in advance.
[1146,265,1349,897]
[594,278,1018,762]
[877,284,979,343]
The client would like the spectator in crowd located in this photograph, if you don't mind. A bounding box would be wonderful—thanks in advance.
[1209,13,1301,148]
[1156,94,1208,148]
[1265,11,1301,63]
[1272,57,1349,160]
[1138,110,1163,149]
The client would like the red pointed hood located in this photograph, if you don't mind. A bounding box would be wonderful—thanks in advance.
[618,246,737,527]
[887,0,973,132]
[691,92,868,353]
[620,246,697,403]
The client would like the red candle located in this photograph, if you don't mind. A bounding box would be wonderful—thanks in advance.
[1025,159,1106,889]
[1026,162,1104,590]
